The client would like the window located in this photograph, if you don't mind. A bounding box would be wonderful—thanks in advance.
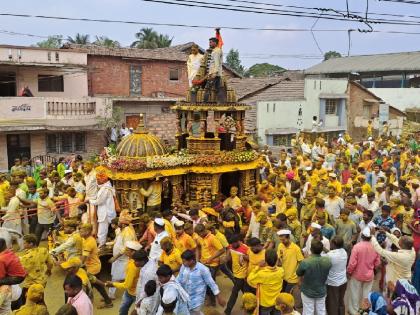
[46,132,86,153]
[363,105,371,119]
[273,134,293,146]
[46,134,57,153]
[169,68,179,81]
[74,133,86,151]
[325,99,338,115]
[273,103,276,112]
[61,133,73,153]
[266,103,269,113]
[38,75,64,92]
[129,65,142,96]
[55,52,59,62]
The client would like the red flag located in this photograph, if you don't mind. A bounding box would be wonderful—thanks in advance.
[215,28,224,48]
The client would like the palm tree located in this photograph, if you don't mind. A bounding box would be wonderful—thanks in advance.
[130,28,172,49]
[156,34,173,48]
[93,36,120,48]
[66,33,90,45]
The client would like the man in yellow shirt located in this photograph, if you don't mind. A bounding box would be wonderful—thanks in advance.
[328,173,342,194]
[174,221,196,253]
[277,230,304,293]
[106,245,147,315]
[80,223,113,308]
[247,249,284,314]
[19,234,53,303]
[225,234,249,315]
[195,223,225,306]
[159,237,182,274]
[245,237,266,278]
[223,186,242,210]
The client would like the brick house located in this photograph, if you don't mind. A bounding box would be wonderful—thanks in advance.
[64,43,241,143]
[347,81,406,140]
[0,45,108,171]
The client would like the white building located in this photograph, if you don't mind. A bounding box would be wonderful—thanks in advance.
[305,51,420,111]
[0,45,109,171]
[255,78,348,146]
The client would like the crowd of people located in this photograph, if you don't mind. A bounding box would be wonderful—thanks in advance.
[0,128,418,315]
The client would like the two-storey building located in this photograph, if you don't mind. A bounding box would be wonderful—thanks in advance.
[0,45,108,170]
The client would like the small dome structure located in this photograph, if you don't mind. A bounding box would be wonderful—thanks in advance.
[116,114,167,158]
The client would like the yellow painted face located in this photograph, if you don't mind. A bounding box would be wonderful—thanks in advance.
[230,186,238,197]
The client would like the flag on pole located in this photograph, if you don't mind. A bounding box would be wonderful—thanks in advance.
[215,28,224,48]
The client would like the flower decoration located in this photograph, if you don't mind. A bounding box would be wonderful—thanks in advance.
[103,150,258,172]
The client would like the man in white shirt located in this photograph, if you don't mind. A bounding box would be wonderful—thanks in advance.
[120,123,130,138]
[88,173,117,247]
[149,218,169,261]
[110,125,118,143]
[355,188,369,209]
[303,223,330,257]
[371,233,416,285]
[135,250,159,310]
[324,186,344,219]
[365,192,380,217]
[187,44,203,87]
[325,236,348,315]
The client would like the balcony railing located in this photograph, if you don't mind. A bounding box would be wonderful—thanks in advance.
[0,97,108,129]
[47,101,96,116]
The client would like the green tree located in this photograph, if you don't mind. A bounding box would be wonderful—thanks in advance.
[35,35,63,48]
[225,49,245,75]
[323,51,342,61]
[245,63,285,77]
[130,28,172,49]
[93,36,120,48]
[66,33,90,45]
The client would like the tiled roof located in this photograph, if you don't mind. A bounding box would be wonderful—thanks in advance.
[63,43,188,62]
[63,42,242,77]
[306,51,420,74]
[228,78,305,101]
[228,77,283,100]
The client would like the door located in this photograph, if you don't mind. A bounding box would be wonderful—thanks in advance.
[126,115,140,129]
[220,171,240,198]
[7,134,31,169]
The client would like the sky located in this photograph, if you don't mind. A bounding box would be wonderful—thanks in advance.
[1,0,420,69]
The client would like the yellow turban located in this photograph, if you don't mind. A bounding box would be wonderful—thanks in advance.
[242,293,257,312]
[27,284,44,302]
[275,293,295,309]
[256,212,267,222]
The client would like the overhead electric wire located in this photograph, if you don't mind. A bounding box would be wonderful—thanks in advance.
[4,11,420,31]
[225,0,420,20]
[140,0,420,27]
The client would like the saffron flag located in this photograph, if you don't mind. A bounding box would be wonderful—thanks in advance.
[215,28,224,48]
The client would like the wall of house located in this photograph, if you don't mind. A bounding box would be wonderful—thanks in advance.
[255,78,348,145]
[369,88,420,111]
[0,66,89,97]
[0,131,106,171]
[349,83,405,139]
[353,107,405,138]
[0,47,87,65]
[88,56,188,98]
[256,100,304,143]
[116,100,177,144]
